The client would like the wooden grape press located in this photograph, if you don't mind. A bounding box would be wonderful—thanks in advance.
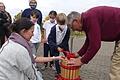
[57,50,81,80]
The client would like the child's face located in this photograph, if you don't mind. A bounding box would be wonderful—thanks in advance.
[49,14,56,23]
[49,14,56,19]
[31,16,38,23]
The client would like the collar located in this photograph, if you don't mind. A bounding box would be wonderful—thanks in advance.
[56,24,67,32]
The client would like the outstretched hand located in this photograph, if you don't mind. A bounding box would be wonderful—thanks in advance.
[52,56,63,60]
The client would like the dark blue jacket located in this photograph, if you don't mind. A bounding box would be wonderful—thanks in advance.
[48,25,70,56]
[21,8,42,25]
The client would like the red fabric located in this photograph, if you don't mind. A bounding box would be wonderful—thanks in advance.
[61,50,76,60]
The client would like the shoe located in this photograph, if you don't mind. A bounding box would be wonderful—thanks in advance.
[41,65,47,70]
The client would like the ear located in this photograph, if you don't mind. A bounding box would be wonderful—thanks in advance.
[20,29,26,35]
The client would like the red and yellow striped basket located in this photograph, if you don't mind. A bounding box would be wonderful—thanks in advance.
[58,58,81,80]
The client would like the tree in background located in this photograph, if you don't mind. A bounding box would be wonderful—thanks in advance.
[13,10,23,21]
[43,15,49,23]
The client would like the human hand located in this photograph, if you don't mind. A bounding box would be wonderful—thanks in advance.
[57,47,63,52]
[41,38,47,43]
[74,52,80,58]
[66,57,83,67]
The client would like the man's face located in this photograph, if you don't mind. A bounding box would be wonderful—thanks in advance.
[29,0,37,9]
[68,18,82,31]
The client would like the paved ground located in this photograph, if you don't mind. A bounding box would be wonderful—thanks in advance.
[36,37,114,80]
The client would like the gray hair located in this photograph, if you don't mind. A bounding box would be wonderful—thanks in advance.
[67,11,80,26]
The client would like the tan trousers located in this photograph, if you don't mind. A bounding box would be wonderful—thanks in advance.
[110,40,120,80]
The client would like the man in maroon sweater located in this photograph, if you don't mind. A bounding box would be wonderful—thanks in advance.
[67,6,120,80]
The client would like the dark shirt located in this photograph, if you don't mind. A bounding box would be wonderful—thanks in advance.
[0,11,11,37]
[78,6,120,64]
[5,11,12,24]
[21,8,42,25]
[48,25,70,56]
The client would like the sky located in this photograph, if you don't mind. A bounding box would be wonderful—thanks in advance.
[1,0,120,20]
